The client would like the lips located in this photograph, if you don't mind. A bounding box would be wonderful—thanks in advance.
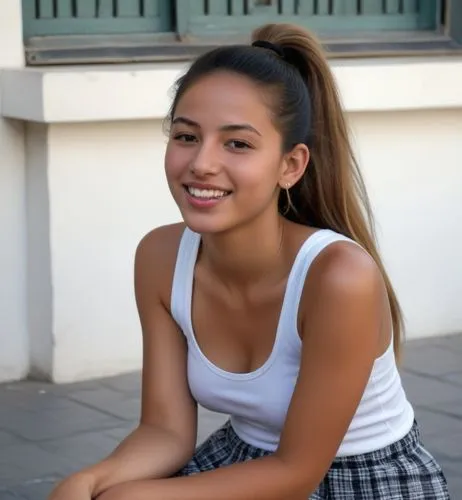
[182,184,232,209]
[186,186,231,199]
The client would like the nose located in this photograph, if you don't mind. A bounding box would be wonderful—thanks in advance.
[190,141,219,176]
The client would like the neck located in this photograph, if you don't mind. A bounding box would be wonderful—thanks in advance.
[200,212,286,289]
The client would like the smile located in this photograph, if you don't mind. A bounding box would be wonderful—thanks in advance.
[185,186,231,200]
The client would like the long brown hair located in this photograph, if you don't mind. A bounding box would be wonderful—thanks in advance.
[253,24,404,357]
[168,23,404,357]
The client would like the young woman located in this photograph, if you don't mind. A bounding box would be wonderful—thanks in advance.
[49,23,449,500]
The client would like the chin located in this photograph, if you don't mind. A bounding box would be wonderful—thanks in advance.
[181,212,235,235]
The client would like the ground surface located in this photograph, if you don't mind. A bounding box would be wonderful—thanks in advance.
[1,334,461,499]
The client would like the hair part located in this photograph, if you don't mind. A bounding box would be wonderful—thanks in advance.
[168,23,404,358]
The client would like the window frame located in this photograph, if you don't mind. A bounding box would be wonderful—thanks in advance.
[23,0,462,66]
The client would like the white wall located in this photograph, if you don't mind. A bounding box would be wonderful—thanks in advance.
[47,122,181,382]
[0,1,28,382]
[350,109,462,339]
[0,0,24,68]
[26,123,53,378]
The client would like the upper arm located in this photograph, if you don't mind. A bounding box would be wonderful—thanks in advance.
[276,242,385,485]
[134,224,197,449]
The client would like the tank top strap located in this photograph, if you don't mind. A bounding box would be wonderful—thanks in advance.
[171,227,201,336]
[278,229,358,350]
[171,227,358,345]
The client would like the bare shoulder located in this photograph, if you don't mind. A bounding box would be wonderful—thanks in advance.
[135,222,186,308]
[136,222,186,261]
[301,237,385,319]
[311,239,382,291]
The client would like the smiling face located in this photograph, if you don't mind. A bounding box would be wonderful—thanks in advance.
[165,71,299,234]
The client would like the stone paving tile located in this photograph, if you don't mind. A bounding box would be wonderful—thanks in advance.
[0,441,79,488]
[447,474,462,500]
[5,480,56,500]
[412,406,462,438]
[0,430,22,448]
[428,398,462,420]
[0,491,27,499]
[98,371,141,394]
[441,372,462,387]
[66,385,141,422]
[436,333,462,353]
[401,371,462,407]
[0,460,28,490]
[435,459,462,500]
[1,379,105,401]
[0,399,120,442]
[402,342,462,377]
[0,388,71,412]
[37,430,121,470]
[427,431,462,463]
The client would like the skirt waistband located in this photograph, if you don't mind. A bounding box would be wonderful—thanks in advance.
[223,419,421,466]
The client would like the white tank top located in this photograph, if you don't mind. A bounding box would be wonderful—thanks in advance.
[171,227,414,456]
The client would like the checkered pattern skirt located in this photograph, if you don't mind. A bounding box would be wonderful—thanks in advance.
[176,419,450,499]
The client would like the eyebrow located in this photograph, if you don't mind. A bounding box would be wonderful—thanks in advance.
[172,116,261,136]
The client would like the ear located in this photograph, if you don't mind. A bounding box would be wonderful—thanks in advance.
[279,143,310,189]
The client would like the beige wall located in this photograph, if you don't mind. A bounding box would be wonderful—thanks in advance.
[351,109,462,338]
[47,122,180,381]
[0,1,28,381]
[25,123,53,378]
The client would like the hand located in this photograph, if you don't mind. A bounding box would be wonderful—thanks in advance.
[48,472,94,500]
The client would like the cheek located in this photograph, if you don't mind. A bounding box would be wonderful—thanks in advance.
[234,152,280,193]
[164,142,187,179]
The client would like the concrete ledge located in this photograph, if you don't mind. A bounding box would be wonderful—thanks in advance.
[2,56,462,123]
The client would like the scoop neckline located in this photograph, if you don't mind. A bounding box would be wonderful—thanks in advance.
[183,228,327,381]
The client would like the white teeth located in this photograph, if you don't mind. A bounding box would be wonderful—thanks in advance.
[187,187,228,199]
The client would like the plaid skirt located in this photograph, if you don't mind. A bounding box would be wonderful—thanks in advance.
[176,419,450,499]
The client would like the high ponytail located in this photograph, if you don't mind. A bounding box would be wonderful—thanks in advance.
[252,24,404,358]
[168,23,404,358]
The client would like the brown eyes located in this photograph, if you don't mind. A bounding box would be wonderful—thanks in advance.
[173,134,253,151]
[228,140,252,150]
[173,133,196,142]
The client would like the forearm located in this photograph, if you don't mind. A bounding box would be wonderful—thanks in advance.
[100,454,314,500]
[78,423,195,497]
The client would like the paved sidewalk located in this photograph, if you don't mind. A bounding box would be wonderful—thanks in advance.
[1,334,461,499]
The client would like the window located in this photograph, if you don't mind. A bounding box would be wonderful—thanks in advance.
[23,1,172,36]
[22,1,462,65]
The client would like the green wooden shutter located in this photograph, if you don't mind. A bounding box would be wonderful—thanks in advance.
[22,0,172,38]
[175,0,441,38]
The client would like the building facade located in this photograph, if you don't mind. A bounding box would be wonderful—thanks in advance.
[1,1,462,383]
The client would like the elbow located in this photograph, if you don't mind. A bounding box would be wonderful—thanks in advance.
[140,411,197,453]
[138,421,196,456]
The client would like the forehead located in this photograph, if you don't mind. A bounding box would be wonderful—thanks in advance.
[174,71,275,129]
